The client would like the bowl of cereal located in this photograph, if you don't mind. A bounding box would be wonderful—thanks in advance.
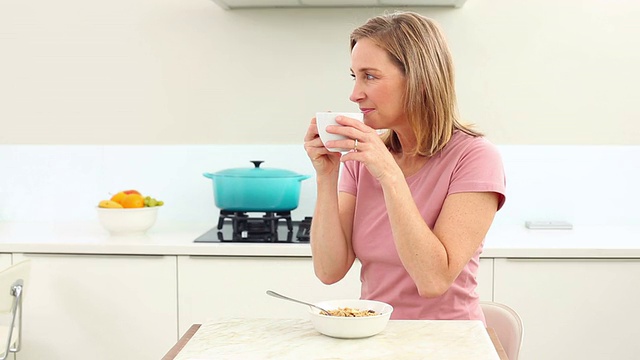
[308,299,394,339]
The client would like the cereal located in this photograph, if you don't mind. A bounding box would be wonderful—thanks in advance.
[321,307,378,317]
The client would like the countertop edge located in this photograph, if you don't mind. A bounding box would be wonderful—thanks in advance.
[1,222,639,258]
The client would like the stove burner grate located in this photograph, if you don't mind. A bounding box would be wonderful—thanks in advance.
[217,210,293,241]
[195,212,312,243]
[295,217,312,242]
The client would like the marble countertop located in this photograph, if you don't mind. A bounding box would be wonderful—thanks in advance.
[170,318,501,360]
[0,221,638,258]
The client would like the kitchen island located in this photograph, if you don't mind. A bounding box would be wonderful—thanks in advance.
[0,221,639,360]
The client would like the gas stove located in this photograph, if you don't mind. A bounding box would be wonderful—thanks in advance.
[194,210,311,243]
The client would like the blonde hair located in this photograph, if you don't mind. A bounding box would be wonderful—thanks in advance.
[350,11,481,157]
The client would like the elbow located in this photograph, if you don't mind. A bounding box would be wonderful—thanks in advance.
[415,278,452,298]
[319,277,340,286]
[314,271,342,285]
[312,256,351,285]
[313,267,344,285]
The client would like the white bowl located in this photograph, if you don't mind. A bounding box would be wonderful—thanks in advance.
[96,207,159,236]
[316,112,364,152]
[308,299,393,339]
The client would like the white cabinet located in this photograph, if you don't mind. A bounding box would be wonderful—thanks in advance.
[177,255,362,334]
[0,254,11,270]
[13,253,178,360]
[0,250,492,358]
[494,258,640,360]
[177,256,494,335]
[477,258,493,301]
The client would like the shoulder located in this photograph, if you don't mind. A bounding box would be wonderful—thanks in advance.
[441,131,506,209]
[439,130,502,163]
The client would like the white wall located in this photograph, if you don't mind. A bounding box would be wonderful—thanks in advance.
[1,145,638,227]
[1,0,639,145]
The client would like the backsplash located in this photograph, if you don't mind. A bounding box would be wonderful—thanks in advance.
[1,144,638,226]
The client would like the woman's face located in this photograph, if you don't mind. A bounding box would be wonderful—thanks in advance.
[349,38,407,130]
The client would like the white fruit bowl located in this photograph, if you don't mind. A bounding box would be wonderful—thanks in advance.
[96,207,159,236]
[308,299,393,339]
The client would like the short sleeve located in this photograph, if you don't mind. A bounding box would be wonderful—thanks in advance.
[338,160,359,196]
[449,138,507,210]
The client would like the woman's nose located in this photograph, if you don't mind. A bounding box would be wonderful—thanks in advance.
[349,84,364,103]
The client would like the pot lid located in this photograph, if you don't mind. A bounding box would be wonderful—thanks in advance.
[213,161,303,178]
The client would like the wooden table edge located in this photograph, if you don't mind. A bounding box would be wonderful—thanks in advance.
[487,327,509,360]
[162,324,201,360]
[162,324,508,360]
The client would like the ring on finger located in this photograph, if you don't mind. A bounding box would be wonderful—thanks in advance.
[354,139,359,152]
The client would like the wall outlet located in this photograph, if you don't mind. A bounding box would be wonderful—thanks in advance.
[525,221,573,230]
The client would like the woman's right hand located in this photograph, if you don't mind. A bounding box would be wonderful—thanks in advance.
[303,117,342,177]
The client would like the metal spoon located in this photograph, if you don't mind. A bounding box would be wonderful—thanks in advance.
[266,290,331,315]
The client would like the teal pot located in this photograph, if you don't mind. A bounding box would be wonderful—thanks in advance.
[203,161,311,212]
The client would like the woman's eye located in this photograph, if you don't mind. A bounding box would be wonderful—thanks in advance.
[350,73,375,81]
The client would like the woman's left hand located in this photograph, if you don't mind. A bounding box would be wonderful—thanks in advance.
[328,116,398,181]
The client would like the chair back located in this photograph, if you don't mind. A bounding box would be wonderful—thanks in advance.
[0,260,31,360]
[480,301,523,360]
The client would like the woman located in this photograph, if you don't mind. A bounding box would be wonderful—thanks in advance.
[303,11,506,322]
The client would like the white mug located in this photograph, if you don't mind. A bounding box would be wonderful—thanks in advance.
[315,112,364,152]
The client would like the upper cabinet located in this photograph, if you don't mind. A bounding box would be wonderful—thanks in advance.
[210,0,467,10]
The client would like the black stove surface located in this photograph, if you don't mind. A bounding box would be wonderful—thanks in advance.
[195,216,311,243]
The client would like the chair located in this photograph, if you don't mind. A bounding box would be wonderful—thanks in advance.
[480,301,524,360]
[0,261,30,360]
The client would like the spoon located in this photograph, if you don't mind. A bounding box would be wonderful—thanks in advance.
[266,290,331,315]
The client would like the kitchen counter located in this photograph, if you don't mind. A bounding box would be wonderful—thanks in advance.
[163,318,505,360]
[0,221,638,258]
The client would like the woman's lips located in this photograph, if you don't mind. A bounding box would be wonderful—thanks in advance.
[360,109,374,115]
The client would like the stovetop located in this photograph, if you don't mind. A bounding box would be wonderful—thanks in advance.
[194,215,311,244]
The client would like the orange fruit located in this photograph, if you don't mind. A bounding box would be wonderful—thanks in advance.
[121,193,145,208]
[98,200,123,208]
[110,191,127,205]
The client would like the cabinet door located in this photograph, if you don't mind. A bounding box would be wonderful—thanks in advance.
[477,258,493,301]
[494,258,640,360]
[13,254,177,360]
[178,256,495,334]
[177,256,361,334]
[0,254,11,270]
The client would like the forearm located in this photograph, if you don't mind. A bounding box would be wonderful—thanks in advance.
[310,174,353,284]
[379,173,451,296]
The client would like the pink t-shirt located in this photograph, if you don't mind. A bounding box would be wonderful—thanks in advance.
[338,131,506,322]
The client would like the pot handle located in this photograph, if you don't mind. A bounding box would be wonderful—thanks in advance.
[203,173,214,179]
[251,160,264,168]
[298,175,312,181]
